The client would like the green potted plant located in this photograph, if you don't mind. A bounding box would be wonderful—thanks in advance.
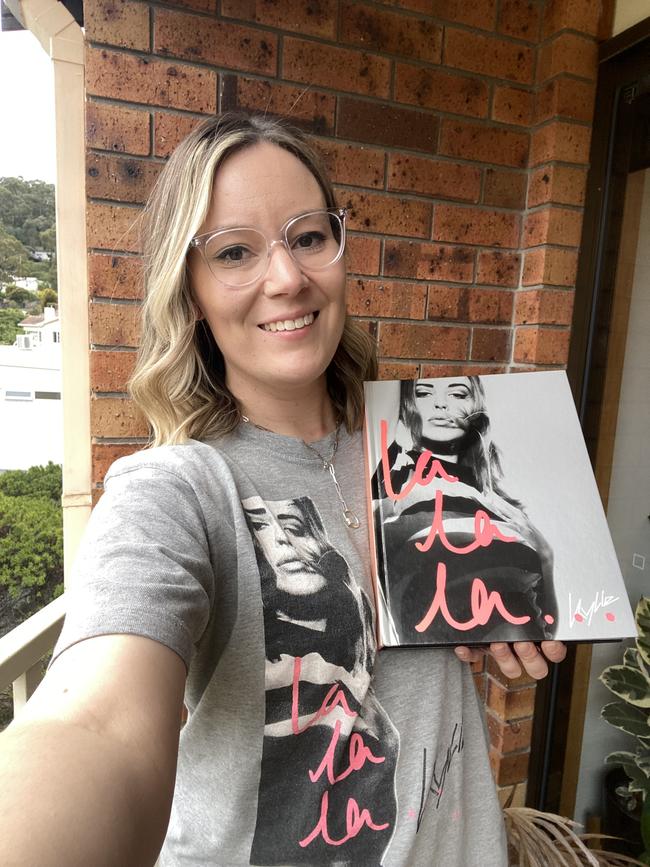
[601,597,650,864]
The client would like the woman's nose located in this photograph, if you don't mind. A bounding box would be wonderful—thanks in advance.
[262,242,307,297]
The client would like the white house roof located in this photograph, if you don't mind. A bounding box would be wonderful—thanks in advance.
[19,306,59,328]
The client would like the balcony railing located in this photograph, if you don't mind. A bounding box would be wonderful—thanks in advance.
[0,594,66,719]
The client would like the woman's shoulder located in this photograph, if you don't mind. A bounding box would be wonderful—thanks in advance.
[104,439,235,493]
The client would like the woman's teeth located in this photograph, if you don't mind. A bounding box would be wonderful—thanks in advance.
[263,313,315,332]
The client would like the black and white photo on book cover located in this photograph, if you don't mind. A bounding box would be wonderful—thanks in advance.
[364,371,636,648]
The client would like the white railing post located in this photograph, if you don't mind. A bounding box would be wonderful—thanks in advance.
[12,662,43,714]
[0,595,66,722]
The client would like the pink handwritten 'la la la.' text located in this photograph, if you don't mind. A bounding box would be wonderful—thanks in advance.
[379,418,532,633]
[291,656,390,849]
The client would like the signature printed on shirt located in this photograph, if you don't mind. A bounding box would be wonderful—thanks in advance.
[417,722,465,830]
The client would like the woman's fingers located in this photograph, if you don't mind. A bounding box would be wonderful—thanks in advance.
[454,646,484,664]
[489,643,526,679]
[455,641,567,680]
[539,640,567,664]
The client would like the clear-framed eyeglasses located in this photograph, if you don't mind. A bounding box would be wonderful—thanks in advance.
[189,207,347,289]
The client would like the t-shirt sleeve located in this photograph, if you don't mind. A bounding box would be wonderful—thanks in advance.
[52,458,216,671]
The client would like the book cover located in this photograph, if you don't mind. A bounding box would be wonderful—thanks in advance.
[364,371,637,647]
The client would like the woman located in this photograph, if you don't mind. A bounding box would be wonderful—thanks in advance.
[0,113,565,866]
[372,377,558,646]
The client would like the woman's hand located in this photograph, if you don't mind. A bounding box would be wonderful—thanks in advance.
[454,641,567,680]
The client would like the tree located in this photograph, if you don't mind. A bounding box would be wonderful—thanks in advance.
[38,287,58,308]
[5,286,36,307]
[0,464,63,637]
[0,463,62,503]
[0,224,29,284]
[0,177,55,249]
[0,178,57,289]
[0,308,24,344]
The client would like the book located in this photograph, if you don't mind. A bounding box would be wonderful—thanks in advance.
[363,371,637,647]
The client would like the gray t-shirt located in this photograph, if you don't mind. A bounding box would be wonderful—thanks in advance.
[54,424,507,866]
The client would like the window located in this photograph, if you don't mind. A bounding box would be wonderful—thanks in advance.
[4,389,34,401]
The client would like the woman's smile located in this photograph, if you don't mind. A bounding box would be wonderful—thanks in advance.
[260,311,317,333]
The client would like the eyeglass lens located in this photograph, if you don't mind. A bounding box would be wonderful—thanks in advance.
[202,211,343,286]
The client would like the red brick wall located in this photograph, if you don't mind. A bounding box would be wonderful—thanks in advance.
[83,0,605,798]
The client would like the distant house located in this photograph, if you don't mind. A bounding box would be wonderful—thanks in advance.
[18,306,61,347]
[0,311,62,471]
[30,250,52,262]
[13,276,39,292]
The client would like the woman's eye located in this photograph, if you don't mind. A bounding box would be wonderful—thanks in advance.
[292,231,326,251]
[213,245,254,266]
[448,391,470,399]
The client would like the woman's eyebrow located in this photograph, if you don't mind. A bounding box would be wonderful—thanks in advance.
[446,382,470,390]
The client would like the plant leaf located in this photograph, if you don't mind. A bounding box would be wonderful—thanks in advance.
[605,750,640,771]
[625,647,642,670]
[637,598,650,666]
[637,753,650,778]
[600,666,650,707]
[602,701,650,737]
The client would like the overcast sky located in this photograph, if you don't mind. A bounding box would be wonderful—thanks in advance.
[0,28,56,184]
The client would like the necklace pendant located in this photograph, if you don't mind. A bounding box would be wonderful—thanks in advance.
[343,509,361,529]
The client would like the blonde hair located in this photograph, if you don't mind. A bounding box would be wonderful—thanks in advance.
[130,113,377,446]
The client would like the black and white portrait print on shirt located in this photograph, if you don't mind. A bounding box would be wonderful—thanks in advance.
[242,495,399,866]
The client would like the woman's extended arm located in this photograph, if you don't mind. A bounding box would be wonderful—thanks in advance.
[0,633,186,867]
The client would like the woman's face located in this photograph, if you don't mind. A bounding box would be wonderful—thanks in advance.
[413,377,475,443]
[245,498,328,594]
[189,142,347,407]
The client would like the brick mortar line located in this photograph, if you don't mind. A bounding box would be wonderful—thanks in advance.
[338,188,528,213]
[534,111,597,127]
[537,71,598,86]
[92,437,149,445]
[376,355,507,366]
[486,670,538,692]
[349,275,516,289]
[87,94,210,120]
[486,707,536,723]
[529,114,593,131]
[86,41,541,107]
[514,283,576,292]
[521,246,581,257]
[91,346,138,353]
[91,297,142,307]
[88,197,143,210]
[370,317,514,328]
[520,238,581,250]
[88,248,142,259]
[509,362,565,369]
[510,323,572,331]
[90,345,138,353]
[536,28,599,48]
[508,220,527,365]
[87,148,167,165]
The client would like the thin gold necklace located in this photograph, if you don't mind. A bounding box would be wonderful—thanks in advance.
[241,415,361,529]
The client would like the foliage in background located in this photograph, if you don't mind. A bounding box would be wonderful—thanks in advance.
[600,597,650,864]
[0,463,63,636]
[0,307,24,345]
[0,177,57,290]
[0,462,62,503]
